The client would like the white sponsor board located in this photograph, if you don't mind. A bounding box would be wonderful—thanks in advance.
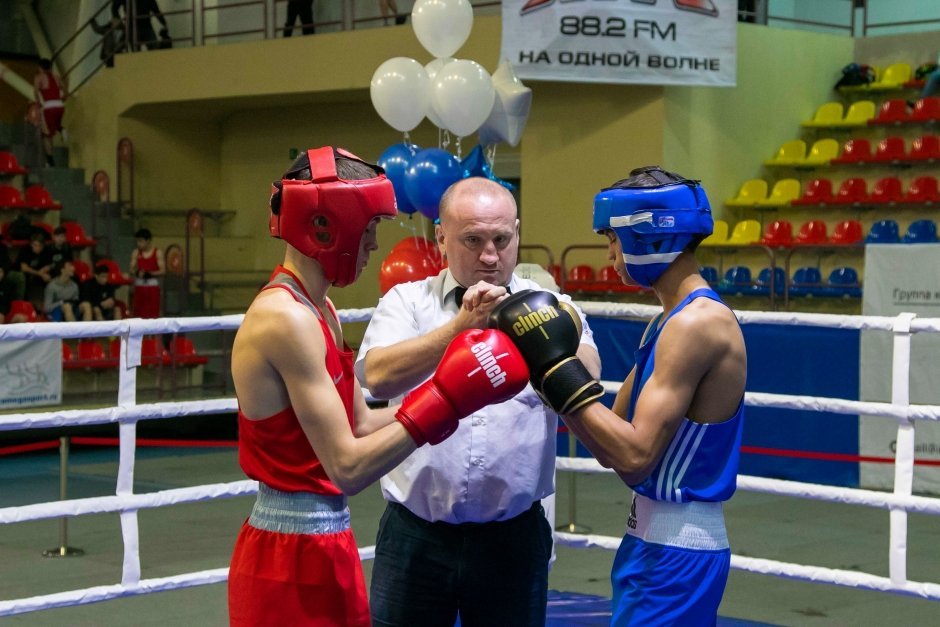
[0,340,62,409]
[500,0,737,86]
[860,244,940,494]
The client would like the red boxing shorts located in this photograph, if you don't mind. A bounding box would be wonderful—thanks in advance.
[228,523,369,626]
[132,284,160,318]
[42,106,64,138]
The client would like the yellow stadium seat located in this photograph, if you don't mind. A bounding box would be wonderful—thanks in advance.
[725,179,768,207]
[700,219,729,246]
[725,219,762,245]
[868,62,912,90]
[841,100,876,127]
[803,138,840,165]
[764,140,806,167]
[755,179,801,208]
[801,102,844,128]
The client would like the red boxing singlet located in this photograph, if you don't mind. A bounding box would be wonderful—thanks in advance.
[228,265,368,627]
[133,249,161,318]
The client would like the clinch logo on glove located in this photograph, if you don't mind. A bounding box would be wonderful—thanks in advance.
[470,342,509,388]
[511,305,559,339]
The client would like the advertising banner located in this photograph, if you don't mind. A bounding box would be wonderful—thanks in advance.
[860,245,940,494]
[0,340,62,410]
[500,0,737,86]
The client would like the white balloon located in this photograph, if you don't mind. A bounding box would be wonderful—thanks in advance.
[430,60,495,138]
[478,59,533,147]
[423,57,454,128]
[370,57,430,132]
[411,0,474,59]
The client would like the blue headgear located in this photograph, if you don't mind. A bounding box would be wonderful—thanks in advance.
[592,166,713,287]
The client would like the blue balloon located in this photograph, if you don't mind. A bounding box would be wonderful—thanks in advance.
[460,144,515,191]
[378,142,420,215]
[404,148,463,222]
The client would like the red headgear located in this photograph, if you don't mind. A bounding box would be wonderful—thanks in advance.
[269,147,397,287]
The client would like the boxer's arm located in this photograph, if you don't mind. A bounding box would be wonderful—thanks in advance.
[351,381,399,436]
[361,282,507,399]
[561,315,711,485]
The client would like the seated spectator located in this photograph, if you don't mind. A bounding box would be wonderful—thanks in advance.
[8,212,37,242]
[44,261,80,321]
[0,265,28,324]
[0,242,25,301]
[17,232,53,306]
[79,263,123,321]
[49,225,74,267]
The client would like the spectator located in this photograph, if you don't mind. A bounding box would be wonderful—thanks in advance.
[8,212,36,243]
[90,16,127,68]
[49,225,74,268]
[379,0,407,25]
[112,0,169,51]
[284,0,315,37]
[79,263,123,321]
[17,232,53,306]
[0,241,25,301]
[32,58,67,168]
[44,261,80,322]
[0,265,28,324]
[129,227,164,318]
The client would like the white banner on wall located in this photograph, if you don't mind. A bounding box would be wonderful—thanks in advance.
[0,340,62,409]
[500,0,737,86]
[860,245,940,494]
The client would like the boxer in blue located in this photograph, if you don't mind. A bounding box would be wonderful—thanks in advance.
[489,166,746,625]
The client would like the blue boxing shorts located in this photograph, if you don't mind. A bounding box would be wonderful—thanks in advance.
[610,494,730,626]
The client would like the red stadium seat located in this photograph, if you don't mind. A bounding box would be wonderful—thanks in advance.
[0,151,28,176]
[0,185,25,210]
[869,99,911,125]
[73,339,117,369]
[6,300,39,323]
[62,342,74,364]
[871,136,907,163]
[831,178,869,205]
[565,264,596,292]
[903,176,940,204]
[908,135,940,162]
[868,177,904,205]
[598,265,619,283]
[95,258,133,285]
[794,220,828,245]
[830,220,864,245]
[23,185,62,210]
[72,259,92,283]
[62,221,97,247]
[791,178,835,206]
[830,138,873,164]
[910,96,940,122]
[141,337,170,367]
[760,220,793,247]
[169,336,209,367]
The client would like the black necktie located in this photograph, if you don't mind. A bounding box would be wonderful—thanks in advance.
[454,285,510,307]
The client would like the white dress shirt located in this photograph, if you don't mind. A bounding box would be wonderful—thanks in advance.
[355,269,597,524]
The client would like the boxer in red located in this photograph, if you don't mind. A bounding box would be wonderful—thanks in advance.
[227,146,529,626]
[32,58,66,167]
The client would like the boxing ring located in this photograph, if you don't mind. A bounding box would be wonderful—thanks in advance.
[1,304,939,616]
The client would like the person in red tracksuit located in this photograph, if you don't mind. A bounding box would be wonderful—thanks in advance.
[227,146,530,626]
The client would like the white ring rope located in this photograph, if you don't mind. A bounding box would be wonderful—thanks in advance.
[1,304,939,616]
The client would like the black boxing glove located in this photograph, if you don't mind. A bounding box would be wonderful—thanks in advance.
[488,290,603,415]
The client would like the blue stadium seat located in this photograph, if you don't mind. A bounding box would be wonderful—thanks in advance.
[789,267,823,298]
[822,267,863,298]
[717,266,752,296]
[902,219,938,244]
[700,266,719,285]
[865,219,900,244]
[751,267,786,296]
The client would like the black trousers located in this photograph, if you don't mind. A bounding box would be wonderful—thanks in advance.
[284,0,314,37]
[370,501,553,627]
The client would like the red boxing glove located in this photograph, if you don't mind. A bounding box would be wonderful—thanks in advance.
[396,328,530,446]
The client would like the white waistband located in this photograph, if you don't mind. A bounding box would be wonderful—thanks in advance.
[625,493,728,550]
[42,100,64,109]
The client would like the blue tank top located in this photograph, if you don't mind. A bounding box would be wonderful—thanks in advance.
[627,288,744,503]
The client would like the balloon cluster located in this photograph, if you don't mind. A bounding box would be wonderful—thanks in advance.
[369,0,533,147]
[379,236,445,295]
